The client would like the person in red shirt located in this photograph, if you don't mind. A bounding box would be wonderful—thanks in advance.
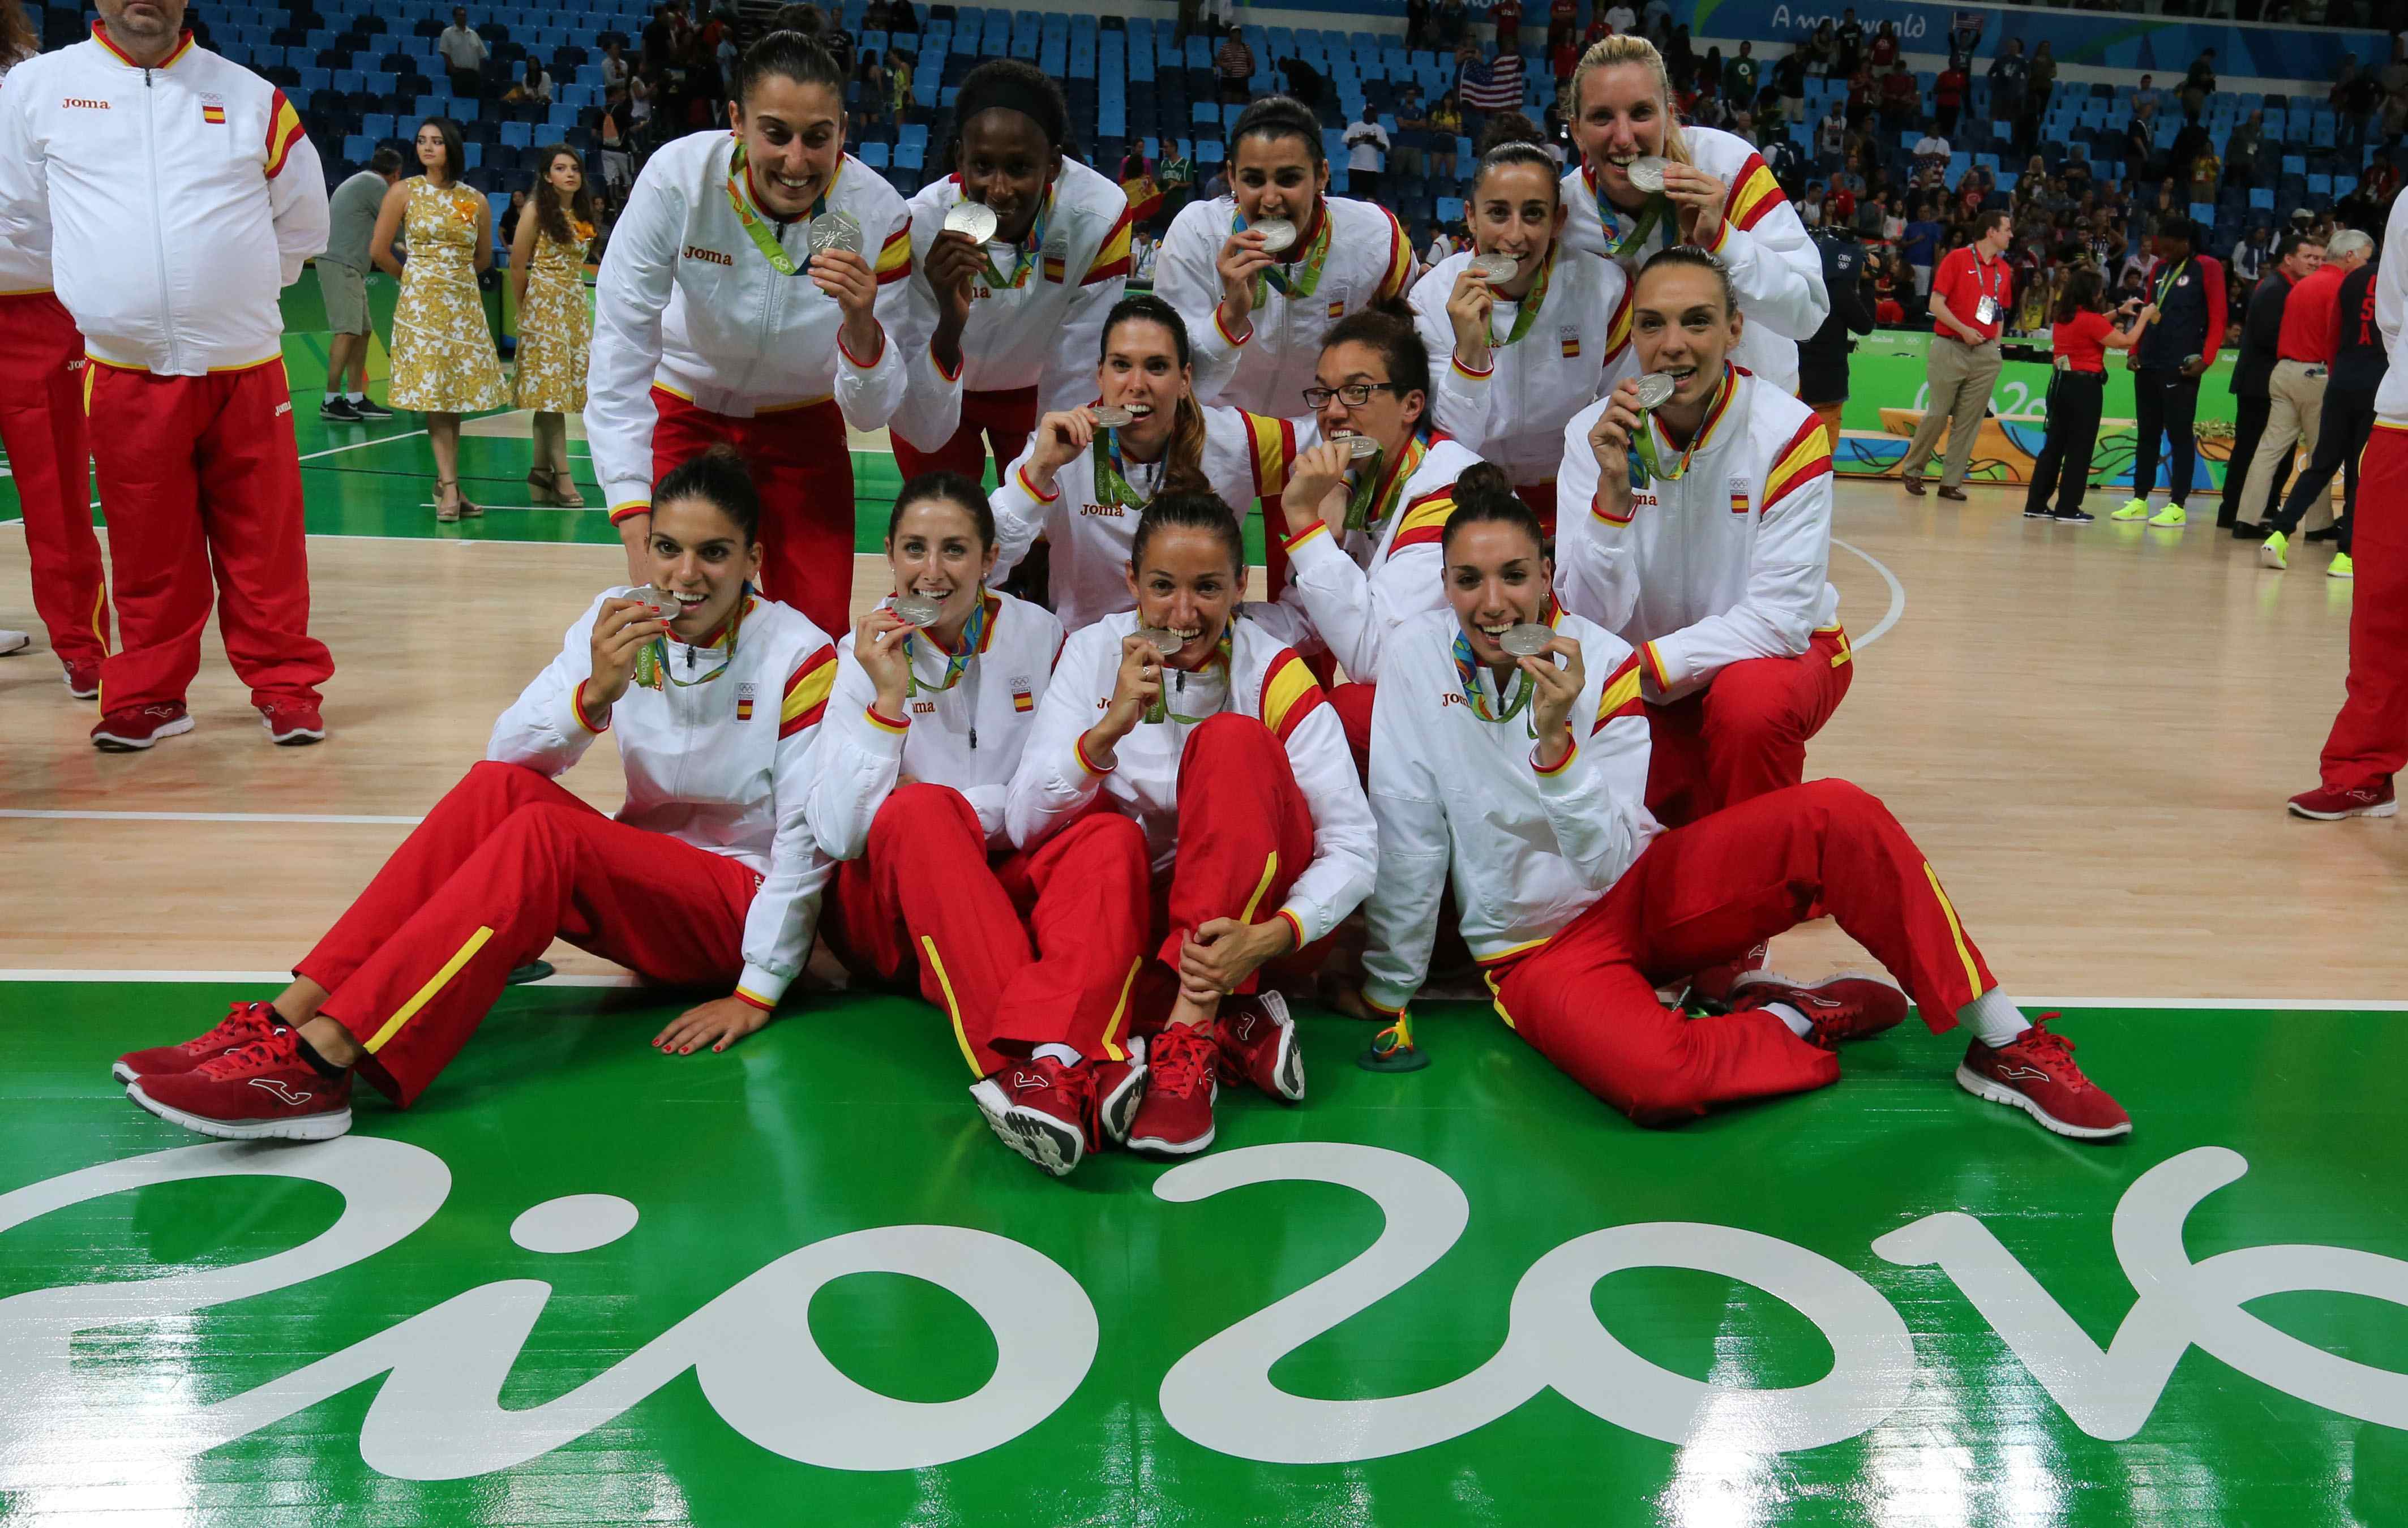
[1552,34,1578,85]
[1879,61,1918,135]
[1548,0,1578,48]
[1899,209,2015,500]
[2023,269,2154,522]
[1869,23,1899,68]
[1935,64,1966,136]
[1583,16,1610,48]
[2233,228,2373,536]
[1492,0,1521,49]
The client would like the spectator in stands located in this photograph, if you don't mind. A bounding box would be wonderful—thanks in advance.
[2085,208,2127,272]
[318,147,406,424]
[1133,229,1159,285]
[1436,0,1469,52]
[1934,59,1966,139]
[1394,84,1428,180]
[1899,209,2015,502]
[884,47,912,125]
[1988,39,2026,134]
[2024,42,2056,145]
[2259,228,2383,573]
[2233,228,2370,547]
[2333,55,2376,156]
[1603,3,1637,36]
[2225,111,2264,191]
[1773,45,1805,125]
[852,48,887,129]
[1946,14,1979,71]
[2121,111,2158,186]
[601,38,631,93]
[641,3,674,71]
[1833,9,1863,76]
[2180,51,2216,121]
[1879,59,1917,136]
[1492,0,1521,50]
[1868,21,1897,70]
[1724,40,1758,104]
[1429,91,1463,180]
[2132,74,2159,118]
[596,84,636,198]
[1817,103,1845,162]
[1551,31,1579,92]
[1215,25,1254,108]
[1547,0,1577,48]
[2222,231,2320,533]
[1901,198,1942,304]
[2186,145,2220,205]
[2231,224,2273,289]
[1913,129,1949,182]
[1801,22,1835,79]
[1279,52,1326,110]
[2023,270,2154,523]
[504,58,554,106]
[439,6,488,97]
[1346,106,1390,201]
[1802,181,1826,228]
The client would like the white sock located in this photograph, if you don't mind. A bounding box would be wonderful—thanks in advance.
[1032,1043,1082,1067]
[1765,1002,1814,1038]
[1959,988,2030,1048]
[347,390,367,404]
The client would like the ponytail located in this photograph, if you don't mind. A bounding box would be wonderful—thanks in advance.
[1439,462,1545,561]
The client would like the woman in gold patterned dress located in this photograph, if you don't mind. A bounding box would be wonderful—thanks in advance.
[508,145,598,507]
[372,118,511,521]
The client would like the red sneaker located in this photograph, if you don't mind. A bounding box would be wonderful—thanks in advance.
[127,1027,353,1141]
[969,1057,1100,1177]
[1956,1015,2131,1140]
[1687,941,1771,1005]
[1730,970,1908,1048]
[92,701,193,752]
[1215,991,1305,1101]
[1090,1038,1151,1146]
[260,701,327,745]
[63,658,100,700]
[2286,779,2396,821]
[112,999,286,1084]
[1126,1023,1219,1156]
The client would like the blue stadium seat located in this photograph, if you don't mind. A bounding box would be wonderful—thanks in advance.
[2248,187,2274,211]
[859,140,890,168]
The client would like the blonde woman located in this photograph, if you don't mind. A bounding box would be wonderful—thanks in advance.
[374,117,511,521]
[510,144,598,507]
[1557,35,1827,393]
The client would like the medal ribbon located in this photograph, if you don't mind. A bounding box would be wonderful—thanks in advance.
[725,144,828,276]
[1489,245,1556,349]
[1630,366,1729,484]
[903,589,988,697]
[633,586,748,692]
[1592,165,1669,257]
[1145,629,1235,725]
[1343,435,1427,534]
[1245,204,1334,305]
[1447,592,1561,728]
[977,183,1054,290]
[1091,427,1155,511]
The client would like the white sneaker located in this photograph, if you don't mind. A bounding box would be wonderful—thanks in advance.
[0,629,29,656]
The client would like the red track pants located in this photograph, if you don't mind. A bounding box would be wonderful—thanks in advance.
[1489,779,1995,1126]
[2318,423,2408,793]
[85,358,332,712]
[825,784,1152,1076]
[1645,625,1854,826]
[1515,478,1559,539]
[307,761,760,1106]
[0,294,109,665]
[650,387,853,638]
[889,385,1038,486]
[1332,680,1375,778]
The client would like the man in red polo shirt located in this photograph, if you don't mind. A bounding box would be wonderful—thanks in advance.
[1899,209,2013,501]
[2233,227,2370,545]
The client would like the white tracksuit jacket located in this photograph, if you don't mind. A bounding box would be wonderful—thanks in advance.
[1553,363,1841,705]
[586,131,945,518]
[490,591,893,1008]
[902,159,1133,412]
[2373,190,2408,428]
[1360,606,1657,1012]
[1559,126,1826,394]
[1005,610,1377,948]
[1156,193,1417,415]
[0,51,54,294]
[1408,246,1634,492]
[817,589,1066,853]
[0,25,327,373]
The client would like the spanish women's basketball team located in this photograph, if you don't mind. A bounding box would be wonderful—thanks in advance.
[109,35,2134,1175]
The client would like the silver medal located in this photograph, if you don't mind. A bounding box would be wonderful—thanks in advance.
[891,593,945,626]
[808,211,863,257]
[942,200,999,244]
[1091,404,1139,428]
[1470,252,1520,281]
[1625,155,1669,194]
[627,585,687,622]
[1133,626,1186,655]
[1249,216,1297,254]
[1631,371,1679,410]
[1499,623,1554,657]
[1341,433,1383,459]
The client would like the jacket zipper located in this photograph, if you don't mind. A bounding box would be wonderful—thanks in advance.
[140,67,180,374]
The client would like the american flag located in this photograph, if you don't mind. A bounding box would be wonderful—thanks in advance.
[1460,51,1524,111]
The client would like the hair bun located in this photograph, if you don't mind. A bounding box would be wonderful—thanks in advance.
[1475,111,1546,158]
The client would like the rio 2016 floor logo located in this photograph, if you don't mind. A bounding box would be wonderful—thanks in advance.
[2,1139,2404,1485]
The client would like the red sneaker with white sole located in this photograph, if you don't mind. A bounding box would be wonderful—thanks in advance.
[1090,1038,1150,1146]
[112,999,286,1084]
[260,701,327,745]
[1126,1023,1219,1156]
[1215,992,1305,1101]
[1956,1015,2131,1140]
[2286,779,2396,821]
[969,1057,1101,1177]
[1729,971,1908,1048]
[128,1026,353,1141]
[1687,941,1771,1005]
[63,658,100,700]
[92,701,193,752]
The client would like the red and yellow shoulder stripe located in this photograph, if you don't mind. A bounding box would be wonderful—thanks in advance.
[1604,281,1634,360]
[875,223,912,285]
[1389,487,1456,550]
[1258,646,1329,745]
[779,645,837,737]
[1594,651,1644,728]
[1760,414,1832,515]
[1373,204,1413,302]
[1084,203,1134,285]
[1721,151,1786,235]
[1244,410,1296,500]
[264,88,307,178]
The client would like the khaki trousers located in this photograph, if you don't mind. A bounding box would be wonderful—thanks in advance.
[1900,336,2002,488]
[2240,359,2331,532]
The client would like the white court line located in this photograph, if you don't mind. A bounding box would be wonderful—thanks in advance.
[298,430,427,463]
[0,968,637,988]
[1832,537,1906,648]
[0,809,422,825]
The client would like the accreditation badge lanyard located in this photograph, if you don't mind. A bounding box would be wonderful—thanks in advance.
[1488,246,1556,349]
[634,587,749,692]
[1244,205,1335,305]
[1343,435,1427,534]
[725,144,830,276]
[1146,630,1235,726]
[979,183,1055,290]
[1631,367,1730,484]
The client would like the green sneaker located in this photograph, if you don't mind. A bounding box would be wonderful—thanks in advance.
[2329,552,2354,580]
[2109,499,2152,521]
[2148,503,2188,527]
[2259,531,2289,570]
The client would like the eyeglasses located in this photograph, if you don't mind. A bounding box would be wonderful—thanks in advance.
[1301,381,1402,410]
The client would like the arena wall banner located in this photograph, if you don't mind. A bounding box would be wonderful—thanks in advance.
[1834,329,2271,498]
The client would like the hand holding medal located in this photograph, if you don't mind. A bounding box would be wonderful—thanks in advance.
[926,201,992,325]
[1215,216,1282,333]
[1520,628,1585,769]
[851,602,918,718]
[1278,437,1361,539]
[805,211,877,326]
[1585,374,1656,510]
[586,590,674,711]
[1448,260,1502,374]
[1656,159,1732,248]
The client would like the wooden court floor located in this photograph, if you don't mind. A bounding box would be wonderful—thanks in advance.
[2,462,2401,1005]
